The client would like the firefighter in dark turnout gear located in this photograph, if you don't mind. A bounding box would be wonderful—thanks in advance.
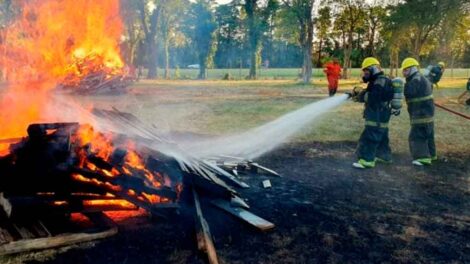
[424,62,445,87]
[352,57,394,169]
[401,58,436,166]
[466,78,470,106]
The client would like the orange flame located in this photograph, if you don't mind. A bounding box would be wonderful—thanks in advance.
[0,0,124,154]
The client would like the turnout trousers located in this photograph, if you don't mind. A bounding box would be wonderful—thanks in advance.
[356,125,392,162]
[409,122,436,159]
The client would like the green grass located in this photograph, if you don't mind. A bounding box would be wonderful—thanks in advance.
[148,68,470,80]
[77,77,470,155]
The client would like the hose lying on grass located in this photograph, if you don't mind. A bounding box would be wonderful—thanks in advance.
[435,103,470,121]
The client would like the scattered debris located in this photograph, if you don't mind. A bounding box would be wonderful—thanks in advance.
[205,155,281,178]
[211,200,275,231]
[262,180,272,189]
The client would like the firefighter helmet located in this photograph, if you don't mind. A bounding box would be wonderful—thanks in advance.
[361,57,380,70]
[401,58,420,70]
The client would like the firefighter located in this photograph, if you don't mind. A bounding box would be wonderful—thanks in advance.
[401,58,436,166]
[466,78,470,106]
[323,58,342,97]
[424,61,445,87]
[351,57,394,169]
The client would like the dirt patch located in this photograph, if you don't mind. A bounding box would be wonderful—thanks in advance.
[6,141,469,264]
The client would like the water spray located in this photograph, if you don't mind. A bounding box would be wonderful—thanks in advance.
[183,94,350,159]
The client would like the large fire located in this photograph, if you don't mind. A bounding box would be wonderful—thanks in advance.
[0,0,125,153]
[0,0,169,212]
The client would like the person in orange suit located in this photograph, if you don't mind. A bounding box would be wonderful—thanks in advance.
[323,58,342,96]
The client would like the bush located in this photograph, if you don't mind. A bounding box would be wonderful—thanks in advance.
[222,73,234,80]
[174,66,181,80]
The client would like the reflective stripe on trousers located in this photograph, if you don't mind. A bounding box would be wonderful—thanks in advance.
[365,120,389,128]
[410,117,434,125]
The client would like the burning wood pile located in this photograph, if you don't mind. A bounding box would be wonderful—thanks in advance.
[0,1,277,261]
[0,110,278,262]
[57,53,135,95]
[0,122,181,218]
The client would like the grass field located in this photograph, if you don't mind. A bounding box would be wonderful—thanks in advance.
[83,76,470,157]
[150,67,470,80]
[3,72,470,264]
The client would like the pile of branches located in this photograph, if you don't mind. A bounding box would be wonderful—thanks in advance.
[57,54,135,95]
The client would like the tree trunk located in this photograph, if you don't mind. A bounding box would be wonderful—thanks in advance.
[164,38,170,79]
[142,4,162,80]
[317,38,323,68]
[412,28,423,57]
[249,47,257,79]
[302,21,314,84]
[369,25,376,57]
[147,42,158,79]
[450,55,455,78]
[246,0,258,80]
[198,54,207,80]
[343,31,353,79]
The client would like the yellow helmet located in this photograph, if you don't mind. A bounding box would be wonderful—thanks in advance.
[401,58,420,70]
[438,61,445,67]
[361,57,380,70]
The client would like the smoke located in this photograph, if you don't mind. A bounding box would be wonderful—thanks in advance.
[180,94,349,159]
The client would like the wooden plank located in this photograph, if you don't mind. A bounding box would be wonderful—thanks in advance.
[0,193,12,218]
[211,200,275,231]
[12,224,35,239]
[201,161,250,189]
[0,228,13,244]
[193,189,219,264]
[0,213,118,256]
[31,221,51,238]
[249,163,281,177]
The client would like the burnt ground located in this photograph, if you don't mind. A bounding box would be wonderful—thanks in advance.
[19,141,470,264]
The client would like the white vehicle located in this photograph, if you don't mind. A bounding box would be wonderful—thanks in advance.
[187,64,200,69]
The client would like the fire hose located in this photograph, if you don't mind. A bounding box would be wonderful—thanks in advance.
[346,88,470,121]
[435,102,470,121]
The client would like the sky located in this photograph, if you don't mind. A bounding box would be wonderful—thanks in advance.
[216,0,232,4]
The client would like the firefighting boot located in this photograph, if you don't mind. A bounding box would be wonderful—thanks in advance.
[353,159,376,169]
[412,158,432,166]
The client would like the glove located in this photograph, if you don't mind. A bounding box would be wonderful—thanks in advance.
[392,109,401,116]
[353,86,363,96]
[349,86,363,102]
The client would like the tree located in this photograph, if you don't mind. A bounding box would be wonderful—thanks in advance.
[136,0,164,79]
[120,0,143,67]
[436,11,470,73]
[364,5,386,57]
[159,0,188,79]
[242,0,278,79]
[388,0,467,57]
[315,6,331,67]
[191,0,218,79]
[333,0,366,79]
[214,2,246,69]
[283,0,317,84]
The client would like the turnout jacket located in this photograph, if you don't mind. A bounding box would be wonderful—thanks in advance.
[358,72,392,127]
[404,72,435,125]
